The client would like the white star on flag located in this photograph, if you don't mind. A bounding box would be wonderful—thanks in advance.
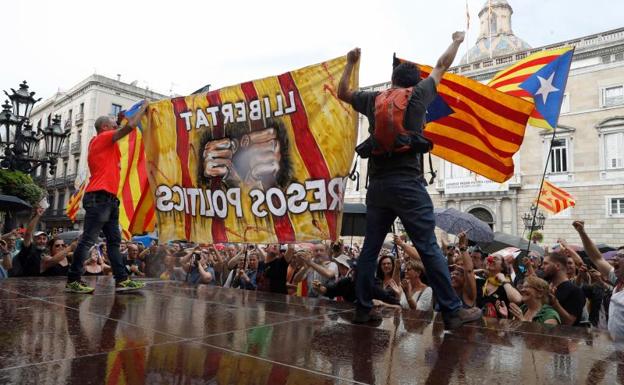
[535,72,559,104]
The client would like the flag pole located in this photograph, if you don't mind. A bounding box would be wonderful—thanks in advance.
[525,126,557,256]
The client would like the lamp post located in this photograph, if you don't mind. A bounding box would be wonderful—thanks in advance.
[521,203,546,231]
[0,81,70,175]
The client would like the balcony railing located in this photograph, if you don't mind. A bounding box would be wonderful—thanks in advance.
[60,143,69,158]
[64,119,72,129]
[65,173,77,185]
[70,141,81,155]
[75,112,84,126]
[53,177,66,188]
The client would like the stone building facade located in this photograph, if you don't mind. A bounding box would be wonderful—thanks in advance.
[346,0,624,245]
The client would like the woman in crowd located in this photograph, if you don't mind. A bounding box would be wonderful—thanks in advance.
[41,238,75,276]
[478,251,522,318]
[376,253,401,303]
[507,275,561,325]
[400,259,433,311]
[83,245,111,276]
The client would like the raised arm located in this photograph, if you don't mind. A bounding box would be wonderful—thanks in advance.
[458,232,477,305]
[429,31,465,86]
[394,234,421,261]
[112,100,148,142]
[337,48,361,104]
[23,207,45,248]
[572,221,613,278]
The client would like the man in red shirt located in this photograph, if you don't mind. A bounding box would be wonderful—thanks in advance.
[66,101,148,293]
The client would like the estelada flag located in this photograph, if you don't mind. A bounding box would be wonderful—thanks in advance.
[488,46,574,130]
[396,57,534,183]
[141,56,358,243]
[537,180,576,214]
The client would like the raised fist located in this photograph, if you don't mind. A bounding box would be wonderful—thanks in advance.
[347,48,361,64]
[452,31,465,43]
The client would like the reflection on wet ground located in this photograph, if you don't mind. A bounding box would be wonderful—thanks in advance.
[0,276,621,384]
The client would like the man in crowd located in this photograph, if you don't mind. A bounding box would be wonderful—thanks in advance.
[298,243,339,298]
[337,31,482,328]
[66,101,148,293]
[542,250,586,326]
[256,244,293,294]
[13,207,47,277]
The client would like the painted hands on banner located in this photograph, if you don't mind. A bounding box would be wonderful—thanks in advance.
[202,127,281,187]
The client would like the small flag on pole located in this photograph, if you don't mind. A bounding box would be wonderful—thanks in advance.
[537,180,576,214]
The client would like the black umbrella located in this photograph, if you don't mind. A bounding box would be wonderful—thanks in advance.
[433,207,494,243]
[0,194,31,212]
[341,203,367,237]
[480,231,544,256]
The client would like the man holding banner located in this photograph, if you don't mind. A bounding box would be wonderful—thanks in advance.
[337,32,482,328]
[66,102,148,293]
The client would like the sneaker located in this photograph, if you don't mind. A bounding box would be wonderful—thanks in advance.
[352,309,383,325]
[115,279,146,292]
[443,307,482,330]
[66,280,95,294]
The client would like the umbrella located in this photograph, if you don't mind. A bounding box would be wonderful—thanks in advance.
[433,207,494,243]
[0,194,31,212]
[480,232,544,256]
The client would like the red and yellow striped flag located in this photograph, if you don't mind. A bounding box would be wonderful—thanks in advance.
[488,46,574,130]
[65,181,86,222]
[117,127,156,239]
[404,61,534,183]
[537,180,576,214]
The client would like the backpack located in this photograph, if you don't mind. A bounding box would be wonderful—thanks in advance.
[370,87,433,156]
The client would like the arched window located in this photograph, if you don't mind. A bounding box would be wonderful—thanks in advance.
[469,207,494,229]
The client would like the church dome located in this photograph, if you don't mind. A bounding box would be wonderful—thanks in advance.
[460,0,531,64]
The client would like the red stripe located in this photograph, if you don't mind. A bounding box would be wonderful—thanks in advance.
[240,81,296,242]
[530,109,545,119]
[128,190,155,233]
[120,131,138,220]
[506,89,533,98]
[544,181,573,198]
[205,91,229,243]
[171,97,194,240]
[277,72,338,241]
[426,131,514,176]
[538,199,556,212]
[489,73,532,89]
[431,116,516,158]
[442,96,526,144]
[420,67,530,125]
[492,55,559,82]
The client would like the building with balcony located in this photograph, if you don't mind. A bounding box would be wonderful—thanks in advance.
[30,75,166,231]
[347,0,624,244]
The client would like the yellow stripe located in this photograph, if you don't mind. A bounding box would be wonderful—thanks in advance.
[490,46,574,82]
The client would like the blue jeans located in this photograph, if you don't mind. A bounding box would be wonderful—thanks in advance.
[68,191,128,282]
[356,176,461,314]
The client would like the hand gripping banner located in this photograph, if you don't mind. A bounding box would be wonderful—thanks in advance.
[141,56,358,243]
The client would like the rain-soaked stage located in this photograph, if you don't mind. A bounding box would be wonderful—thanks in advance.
[0,276,621,385]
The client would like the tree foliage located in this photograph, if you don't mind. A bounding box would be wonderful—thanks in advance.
[0,169,45,206]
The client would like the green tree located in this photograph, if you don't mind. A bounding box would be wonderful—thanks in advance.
[0,169,45,206]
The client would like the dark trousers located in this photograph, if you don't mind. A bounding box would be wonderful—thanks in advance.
[68,191,127,282]
[355,176,461,314]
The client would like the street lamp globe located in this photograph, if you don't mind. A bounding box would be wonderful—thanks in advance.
[42,115,69,158]
[5,81,40,120]
[0,100,20,146]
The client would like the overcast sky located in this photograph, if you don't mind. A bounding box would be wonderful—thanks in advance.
[2,0,623,101]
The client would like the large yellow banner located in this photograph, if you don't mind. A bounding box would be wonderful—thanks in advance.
[142,56,358,243]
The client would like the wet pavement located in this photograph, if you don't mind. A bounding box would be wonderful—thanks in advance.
[0,276,621,384]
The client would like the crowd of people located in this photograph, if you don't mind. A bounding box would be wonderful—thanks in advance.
[1,207,622,341]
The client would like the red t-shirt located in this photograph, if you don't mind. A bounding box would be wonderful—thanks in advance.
[85,130,121,195]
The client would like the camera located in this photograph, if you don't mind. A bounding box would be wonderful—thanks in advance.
[192,252,201,267]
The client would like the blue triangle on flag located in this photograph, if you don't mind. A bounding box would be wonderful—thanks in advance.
[519,50,574,128]
[426,95,454,123]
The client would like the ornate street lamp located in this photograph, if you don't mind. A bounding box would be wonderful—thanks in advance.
[0,81,70,175]
[522,203,546,231]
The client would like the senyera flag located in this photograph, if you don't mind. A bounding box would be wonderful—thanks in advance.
[66,180,86,222]
[537,180,576,214]
[140,56,358,243]
[488,46,574,130]
[116,102,156,239]
[395,56,534,183]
